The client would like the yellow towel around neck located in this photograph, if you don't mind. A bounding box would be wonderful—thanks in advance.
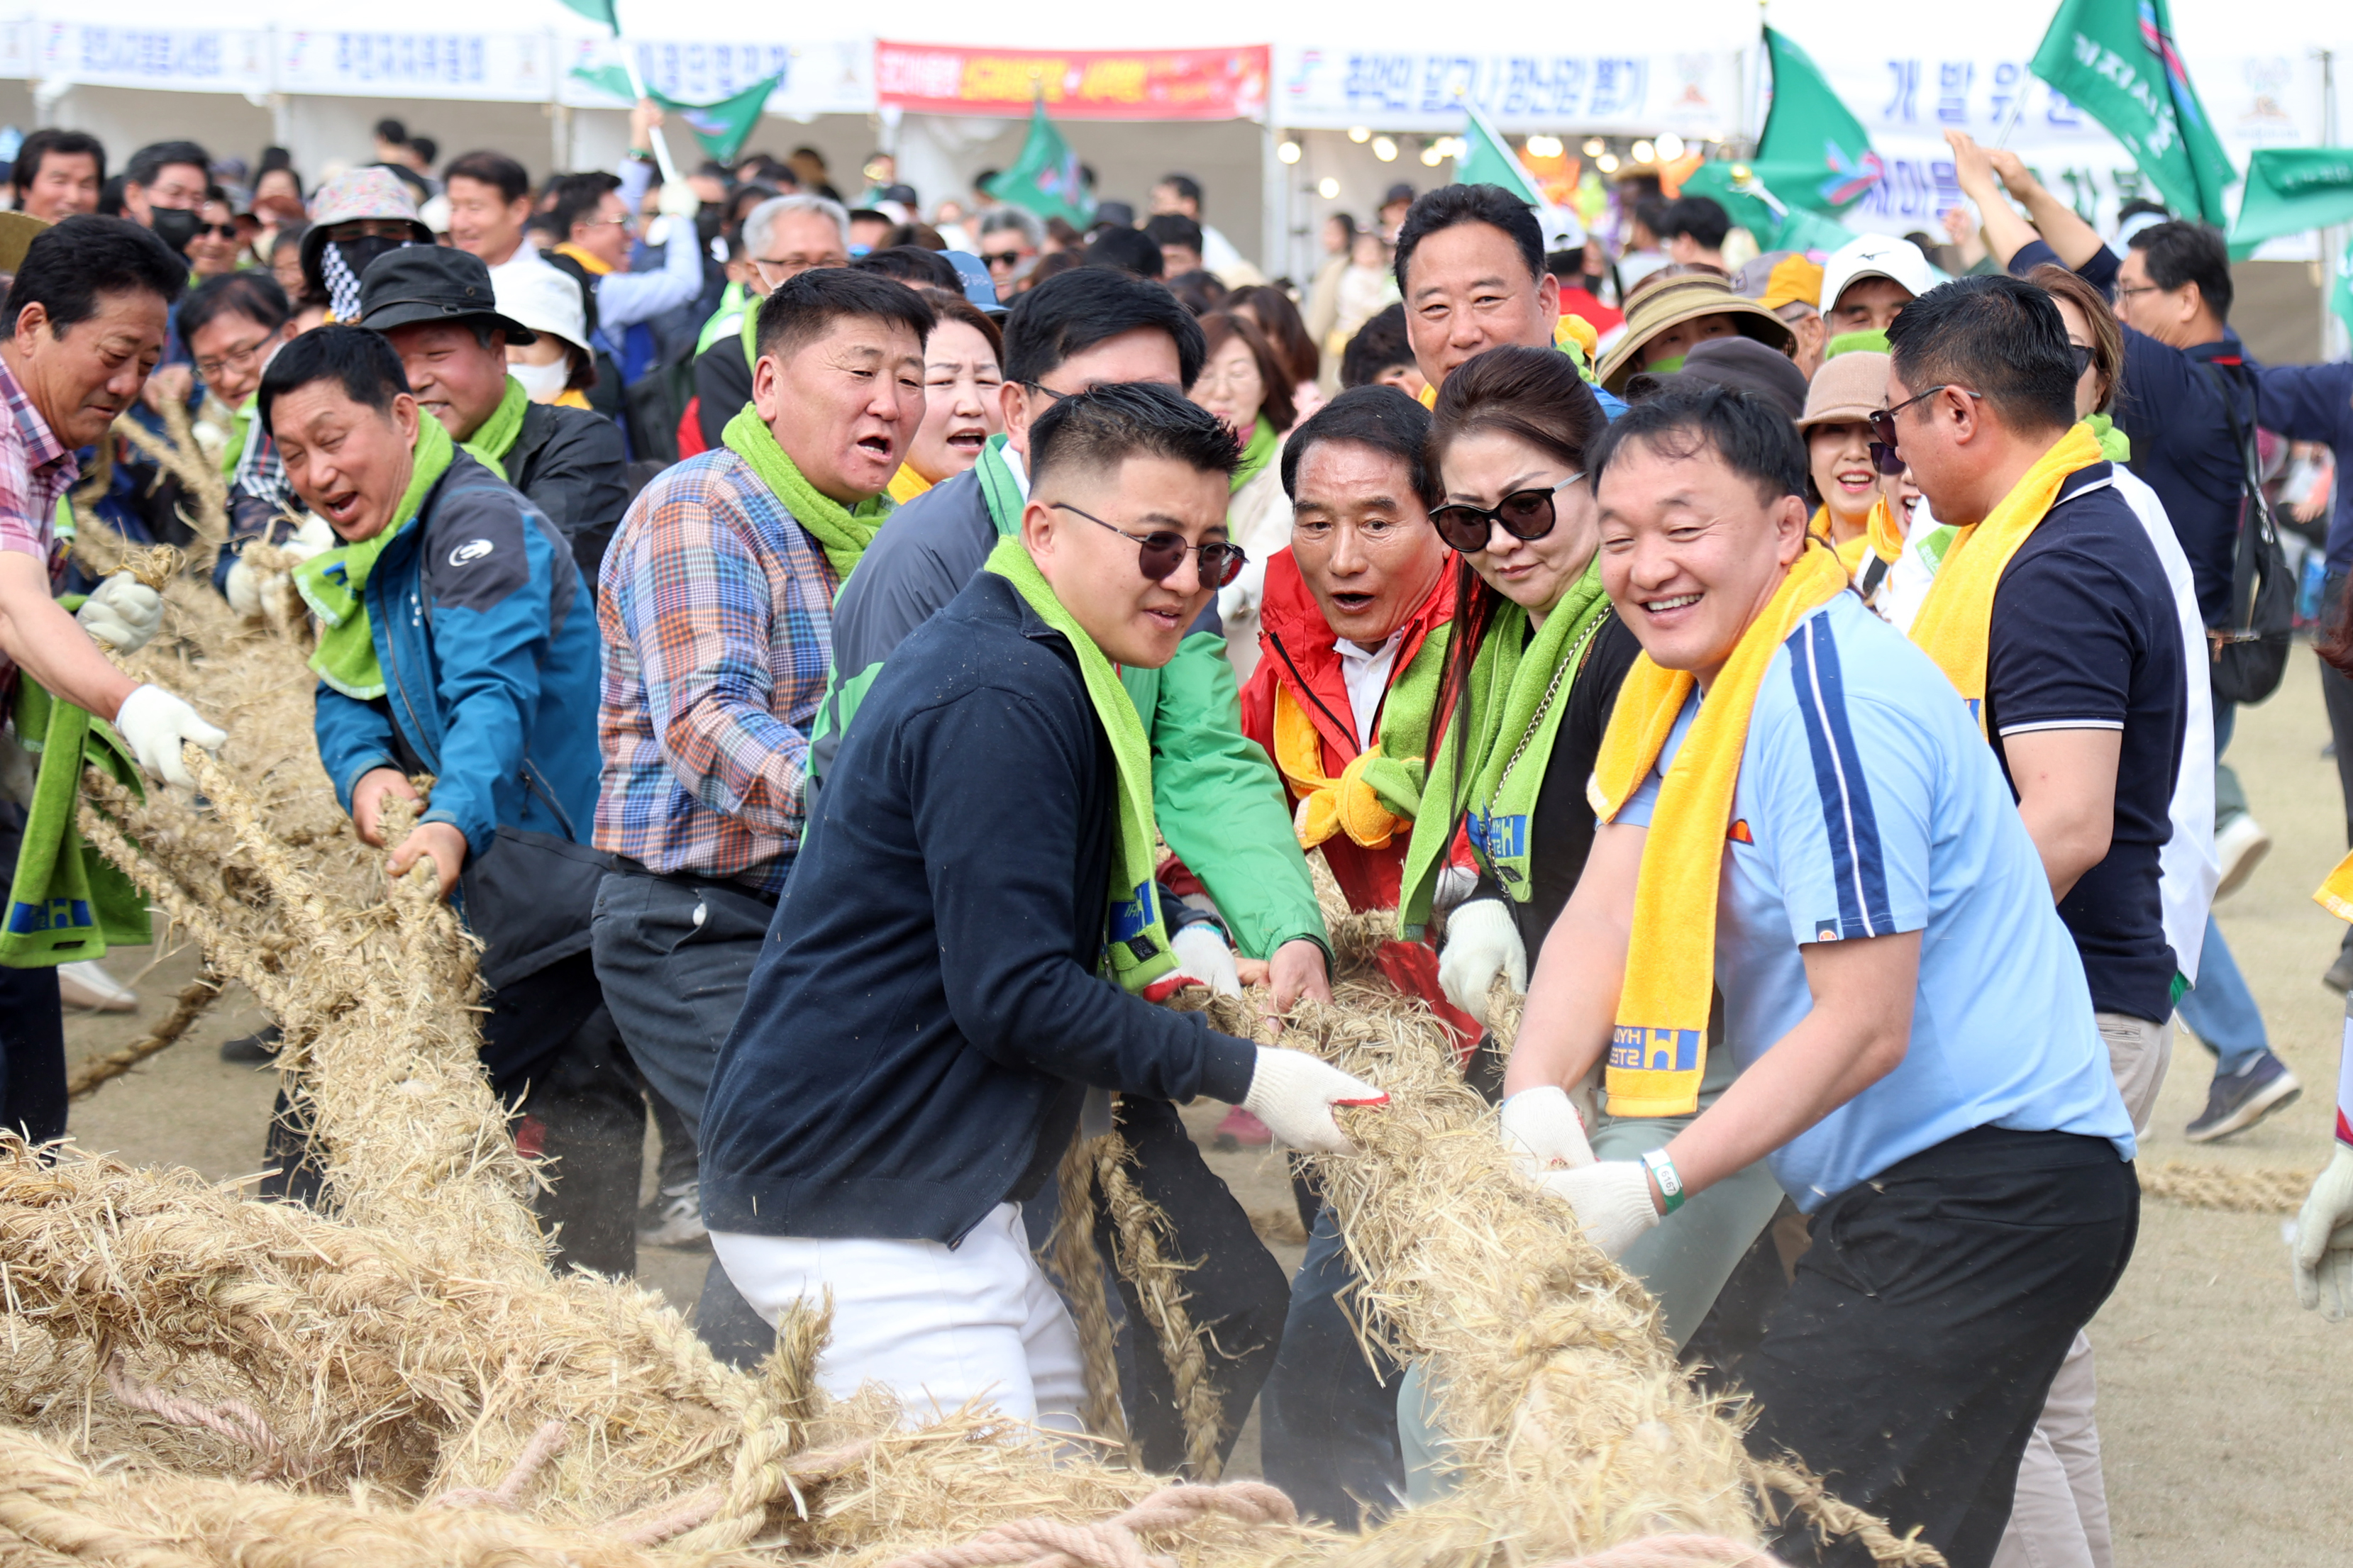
[1904,422,2103,733]
[2316,852,2353,923]
[1273,682,1411,850]
[1586,541,1852,1116]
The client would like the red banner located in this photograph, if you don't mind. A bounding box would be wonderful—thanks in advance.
[875,41,1268,121]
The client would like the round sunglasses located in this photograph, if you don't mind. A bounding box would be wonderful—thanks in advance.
[1429,472,1583,554]
[1051,502,1248,589]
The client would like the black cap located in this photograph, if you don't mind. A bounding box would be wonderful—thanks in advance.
[356,245,536,343]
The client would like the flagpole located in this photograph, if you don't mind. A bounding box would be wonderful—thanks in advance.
[610,3,680,184]
[1993,76,2034,149]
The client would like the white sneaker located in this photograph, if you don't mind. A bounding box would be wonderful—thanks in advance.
[56,960,137,1012]
[2214,815,2272,900]
[636,1181,707,1247]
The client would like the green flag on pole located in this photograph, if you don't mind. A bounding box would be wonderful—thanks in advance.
[570,65,780,164]
[555,0,620,32]
[985,100,1096,229]
[2029,0,2236,227]
[1747,27,1883,217]
[1454,104,1545,206]
[2227,148,2353,257]
[1679,160,1856,253]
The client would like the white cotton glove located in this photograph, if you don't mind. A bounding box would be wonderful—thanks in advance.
[1537,1161,1661,1260]
[1439,897,1527,1022]
[1169,921,1244,998]
[1498,1085,1595,1181]
[1241,1046,1388,1155]
[75,574,164,653]
[1432,862,1479,911]
[223,554,269,617]
[658,170,702,219]
[113,684,226,789]
[2293,1143,2353,1322]
[284,513,337,562]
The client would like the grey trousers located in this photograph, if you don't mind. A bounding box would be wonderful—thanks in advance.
[589,867,775,1135]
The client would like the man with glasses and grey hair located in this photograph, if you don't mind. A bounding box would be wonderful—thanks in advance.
[692,194,853,449]
[975,206,1045,301]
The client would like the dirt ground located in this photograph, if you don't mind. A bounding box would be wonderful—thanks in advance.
[52,654,2353,1563]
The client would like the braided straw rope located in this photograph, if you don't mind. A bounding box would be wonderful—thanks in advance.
[1091,1136,1227,1480]
[1051,1131,1134,1458]
[65,973,223,1100]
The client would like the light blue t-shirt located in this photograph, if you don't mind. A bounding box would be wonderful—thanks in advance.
[1617,591,2134,1210]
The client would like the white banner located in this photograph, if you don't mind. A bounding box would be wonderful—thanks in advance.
[32,22,273,93]
[557,37,875,120]
[277,30,553,102]
[1273,46,1744,138]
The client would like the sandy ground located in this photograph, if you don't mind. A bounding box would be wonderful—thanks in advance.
[52,653,2353,1563]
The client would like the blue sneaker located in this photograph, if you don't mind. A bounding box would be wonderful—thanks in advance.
[2184,1050,2302,1143]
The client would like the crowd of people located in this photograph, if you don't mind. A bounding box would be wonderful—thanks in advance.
[1,106,2351,1568]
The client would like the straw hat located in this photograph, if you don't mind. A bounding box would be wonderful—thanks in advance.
[1795,351,1891,430]
[1595,274,1797,393]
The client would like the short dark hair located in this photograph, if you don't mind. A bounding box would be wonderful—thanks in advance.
[1661,195,1732,252]
[1587,382,1810,508]
[179,270,292,345]
[549,172,623,243]
[409,135,438,169]
[1393,184,1544,296]
[374,118,409,146]
[2117,198,2171,224]
[1082,226,1163,279]
[2127,219,2233,322]
[1144,213,1204,254]
[1339,302,1415,389]
[443,150,529,206]
[1166,269,1228,317]
[852,246,962,290]
[1157,174,1204,208]
[258,323,410,435]
[1002,266,1207,389]
[123,140,210,190]
[1282,384,1435,508]
[753,265,936,363]
[1029,379,1239,494]
[12,129,106,196]
[3,215,187,337]
[1884,274,2077,436]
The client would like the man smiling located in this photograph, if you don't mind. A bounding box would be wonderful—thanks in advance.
[699,383,1385,1425]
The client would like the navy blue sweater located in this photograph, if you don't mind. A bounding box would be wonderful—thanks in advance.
[699,570,1260,1245]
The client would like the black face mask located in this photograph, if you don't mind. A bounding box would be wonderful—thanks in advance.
[334,235,412,282]
[148,206,201,256]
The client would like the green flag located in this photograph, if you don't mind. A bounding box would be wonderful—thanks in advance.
[2335,236,2353,342]
[2029,0,2235,228]
[570,67,780,164]
[1679,161,1856,253]
[1455,104,1545,206]
[2228,148,2353,257]
[555,0,620,32]
[1748,27,1883,216]
[985,101,1095,229]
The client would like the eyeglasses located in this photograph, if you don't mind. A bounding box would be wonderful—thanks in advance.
[2113,282,2164,303]
[982,249,1026,269]
[1428,473,1583,554]
[1866,385,1983,477]
[1051,501,1248,589]
[194,222,238,241]
[194,336,272,383]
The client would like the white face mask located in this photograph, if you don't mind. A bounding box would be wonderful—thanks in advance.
[507,357,570,404]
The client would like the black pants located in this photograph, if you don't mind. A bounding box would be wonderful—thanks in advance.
[1742,1128,2139,1568]
[2320,574,2353,958]
[0,801,65,1144]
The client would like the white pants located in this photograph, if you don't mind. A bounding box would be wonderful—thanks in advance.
[1991,1013,2170,1568]
[710,1203,1087,1432]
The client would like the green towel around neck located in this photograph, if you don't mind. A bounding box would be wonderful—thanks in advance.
[975,434,1026,538]
[1350,623,1452,821]
[721,402,895,590]
[2087,411,2132,463]
[1825,329,1891,360]
[1400,556,1612,934]
[983,534,1177,994]
[221,399,252,477]
[1231,416,1278,494]
[1,680,150,968]
[464,377,531,476]
[292,413,455,700]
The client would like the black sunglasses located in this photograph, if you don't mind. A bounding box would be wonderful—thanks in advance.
[983,249,1025,268]
[1429,473,1583,554]
[196,222,238,240]
[1051,501,1247,589]
[1866,385,1985,477]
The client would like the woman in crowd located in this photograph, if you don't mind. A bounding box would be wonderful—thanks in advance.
[1793,350,1900,575]
[188,192,244,279]
[887,290,1004,504]
[1191,310,1297,677]
[497,260,600,409]
[1228,284,1323,430]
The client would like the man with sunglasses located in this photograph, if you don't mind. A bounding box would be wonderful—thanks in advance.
[698,382,1383,1438]
[814,264,1328,1474]
[975,206,1043,301]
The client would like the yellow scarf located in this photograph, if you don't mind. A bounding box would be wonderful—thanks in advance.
[1905,423,2103,733]
[2315,853,2353,923]
[1809,496,1903,577]
[1588,542,1851,1117]
[1273,683,1412,850]
[887,464,934,505]
[554,242,614,277]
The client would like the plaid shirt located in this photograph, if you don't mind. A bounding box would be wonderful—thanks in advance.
[595,447,840,894]
[0,355,80,704]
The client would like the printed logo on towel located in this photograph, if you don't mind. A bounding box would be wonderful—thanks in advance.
[1466,810,1527,861]
[449,538,495,566]
[1609,1024,1700,1074]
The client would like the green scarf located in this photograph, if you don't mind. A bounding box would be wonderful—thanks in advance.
[1351,625,1452,820]
[221,399,251,477]
[721,402,894,589]
[1825,329,1891,360]
[2088,411,2132,463]
[1,679,150,969]
[1399,557,1612,935]
[975,434,1026,538]
[292,414,455,701]
[1231,416,1278,494]
[982,534,1176,994]
[463,378,531,477]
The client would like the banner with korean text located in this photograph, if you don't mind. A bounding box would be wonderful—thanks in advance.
[876,40,1269,121]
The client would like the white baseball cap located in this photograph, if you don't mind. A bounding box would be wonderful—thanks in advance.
[494,257,590,355]
[1820,233,1938,316]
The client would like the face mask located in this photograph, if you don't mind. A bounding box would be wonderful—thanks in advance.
[335,235,411,282]
[506,358,569,404]
[148,206,201,255]
[1644,355,1686,374]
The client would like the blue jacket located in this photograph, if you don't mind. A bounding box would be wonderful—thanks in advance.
[313,451,602,857]
[2252,360,2353,577]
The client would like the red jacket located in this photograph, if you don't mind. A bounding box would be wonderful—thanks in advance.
[1239,547,1463,912]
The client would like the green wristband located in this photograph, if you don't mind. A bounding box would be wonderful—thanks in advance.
[1640,1147,1686,1215]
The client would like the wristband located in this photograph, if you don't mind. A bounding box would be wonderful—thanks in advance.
[1640,1147,1685,1215]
